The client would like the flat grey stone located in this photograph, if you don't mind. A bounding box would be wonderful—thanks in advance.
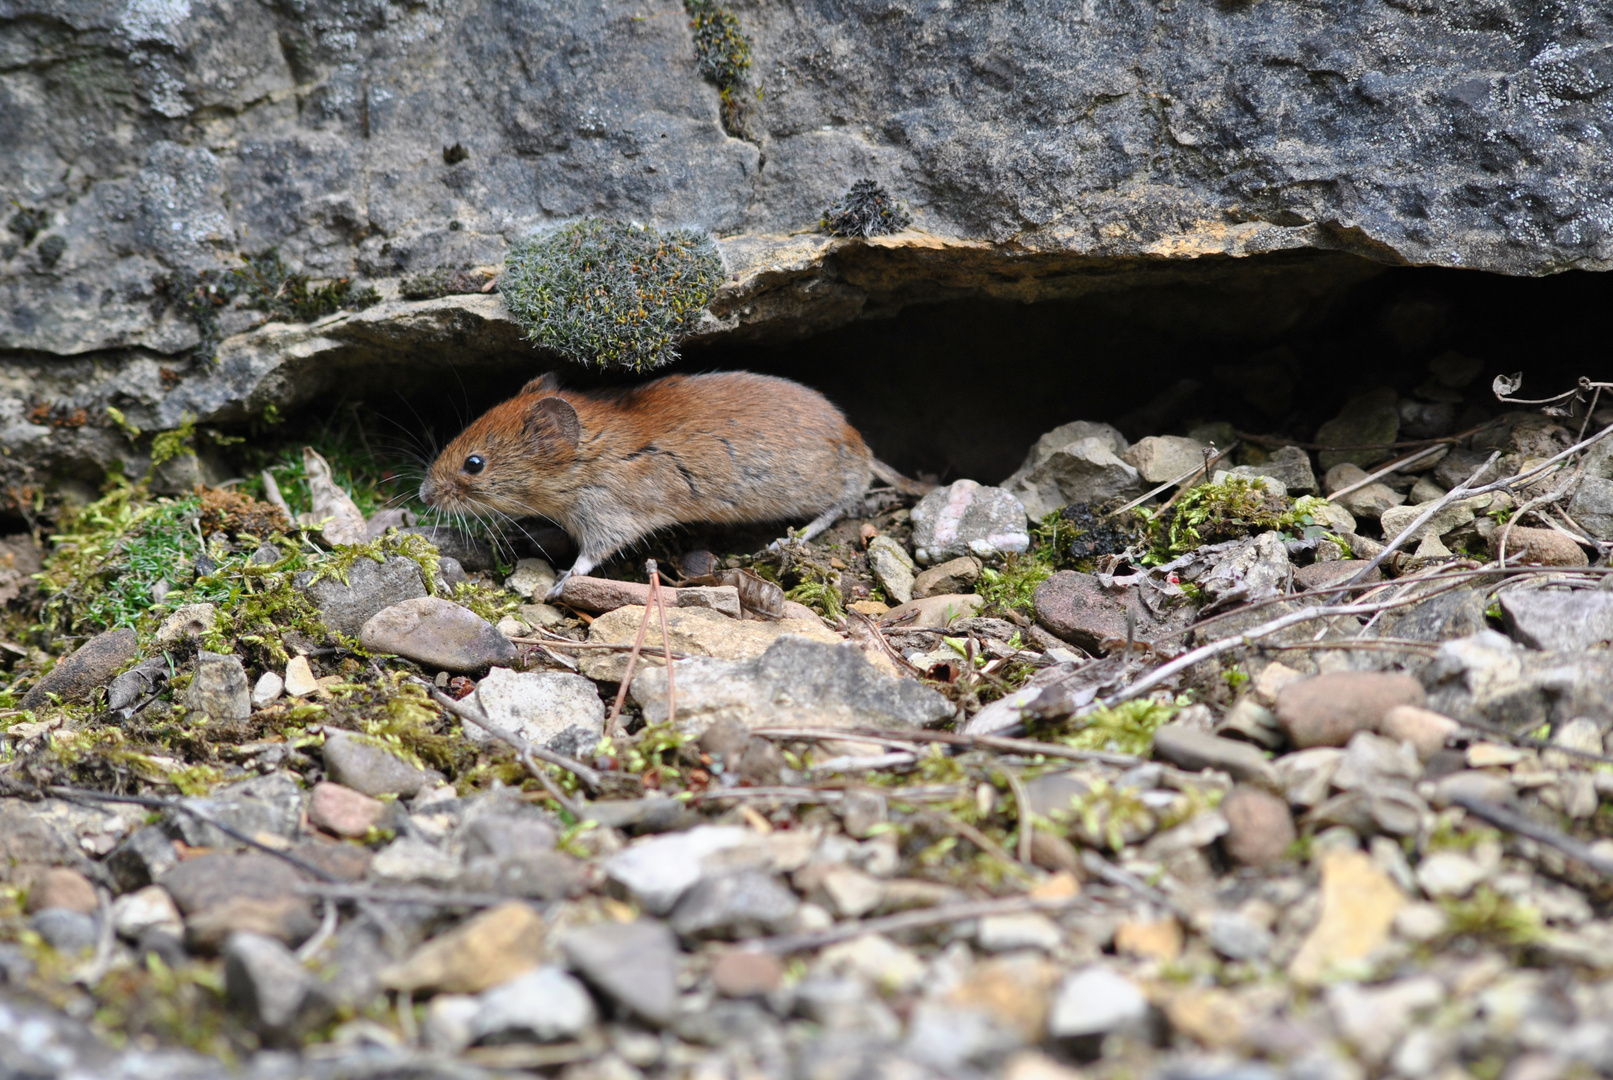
[470,667,603,756]
[910,479,1032,564]
[183,651,250,721]
[322,728,436,797]
[1048,965,1149,1039]
[223,931,332,1044]
[22,628,138,710]
[359,596,517,673]
[30,908,99,955]
[560,919,679,1027]
[472,966,597,1043]
[296,555,427,639]
[630,635,953,734]
[669,870,800,941]
[1499,588,1613,652]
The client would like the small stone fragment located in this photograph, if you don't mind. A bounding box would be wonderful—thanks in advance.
[912,555,982,598]
[471,667,605,755]
[1415,851,1487,898]
[322,728,435,797]
[471,965,597,1044]
[224,931,333,1044]
[1499,588,1613,651]
[25,867,98,914]
[561,919,678,1027]
[1379,705,1459,760]
[1289,848,1407,985]
[669,870,800,940]
[557,575,741,617]
[283,655,319,698]
[360,596,517,672]
[155,603,216,648]
[1122,435,1208,484]
[504,557,557,598]
[296,555,428,638]
[867,535,917,605]
[21,627,138,710]
[112,885,183,940]
[251,671,284,709]
[1275,671,1426,748]
[582,603,839,682]
[1220,786,1295,867]
[31,908,99,954]
[712,949,784,997]
[879,592,985,628]
[1152,725,1279,789]
[1047,966,1149,1039]
[911,479,1032,563]
[1494,526,1589,566]
[380,901,547,995]
[603,826,755,914]
[1032,570,1149,652]
[184,652,251,721]
[308,782,387,839]
[105,826,180,892]
[401,525,496,571]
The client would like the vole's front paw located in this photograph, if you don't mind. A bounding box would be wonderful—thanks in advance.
[545,569,572,601]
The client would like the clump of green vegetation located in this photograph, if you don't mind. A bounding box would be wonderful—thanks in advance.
[40,488,211,635]
[1439,886,1544,947]
[152,267,238,360]
[1148,477,1333,558]
[976,554,1053,614]
[233,248,379,323]
[684,0,753,135]
[399,267,488,301]
[7,202,49,246]
[823,180,912,239]
[977,506,1138,614]
[501,219,724,373]
[1047,697,1179,755]
[36,233,65,269]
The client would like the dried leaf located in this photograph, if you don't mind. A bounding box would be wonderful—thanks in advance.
[299,446,366,546]
[1493,372,1524,398]
[718,568,786,620]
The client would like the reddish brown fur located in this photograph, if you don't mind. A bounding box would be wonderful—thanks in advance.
[421,371,886,586]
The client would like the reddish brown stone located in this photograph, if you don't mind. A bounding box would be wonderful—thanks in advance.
[1275,672,1425,749]
[1221,787,1296,868]
[712,949,784,997]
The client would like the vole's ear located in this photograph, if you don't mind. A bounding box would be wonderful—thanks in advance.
[525,396,580,448]
[522,372,561,396]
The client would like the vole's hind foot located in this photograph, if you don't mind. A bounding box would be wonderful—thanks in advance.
[546,567,575,601]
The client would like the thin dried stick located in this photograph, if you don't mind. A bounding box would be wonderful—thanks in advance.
[1325,443,1450,504]
[1000,767,1035,865]
[605,586,657,738]
[750,726,1143,767]
[648,560,676,732]
[1449,792,1613,876]
[743,893,1085,954]
[1105,442,1238,519]
[1336,451,1503,589]
[429,687,602,791]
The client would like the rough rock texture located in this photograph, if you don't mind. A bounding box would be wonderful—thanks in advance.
[6,0,1612,482]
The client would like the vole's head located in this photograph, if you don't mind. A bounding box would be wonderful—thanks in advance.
[420,374,582,517]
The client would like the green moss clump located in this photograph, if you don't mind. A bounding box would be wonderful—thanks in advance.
[501,219,723,373]
[684,0,753,135]
[1044,697,1179,756]
[400,267,488,300]
[152,267,238,360]
[233,249,379,323]
[822,180,912,239]
[40,489,208,634]
[1439,886,1544,947]
[976,555,1053,614]
[7,203,49,246]
[1148,477,1334,558]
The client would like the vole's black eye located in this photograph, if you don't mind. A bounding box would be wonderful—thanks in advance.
[462,454,485,475]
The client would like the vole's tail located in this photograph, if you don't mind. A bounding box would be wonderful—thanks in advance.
[870,458,935,498]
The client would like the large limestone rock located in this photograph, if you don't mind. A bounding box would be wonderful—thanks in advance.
[4,0,1611,484]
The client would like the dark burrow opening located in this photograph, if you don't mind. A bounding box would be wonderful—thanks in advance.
[368,251,1613,491]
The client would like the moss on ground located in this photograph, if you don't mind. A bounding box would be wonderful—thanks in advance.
[233,249,378,323]
[1146,477,1335,559]
[501,219,723,373]
[823,180,912,239]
